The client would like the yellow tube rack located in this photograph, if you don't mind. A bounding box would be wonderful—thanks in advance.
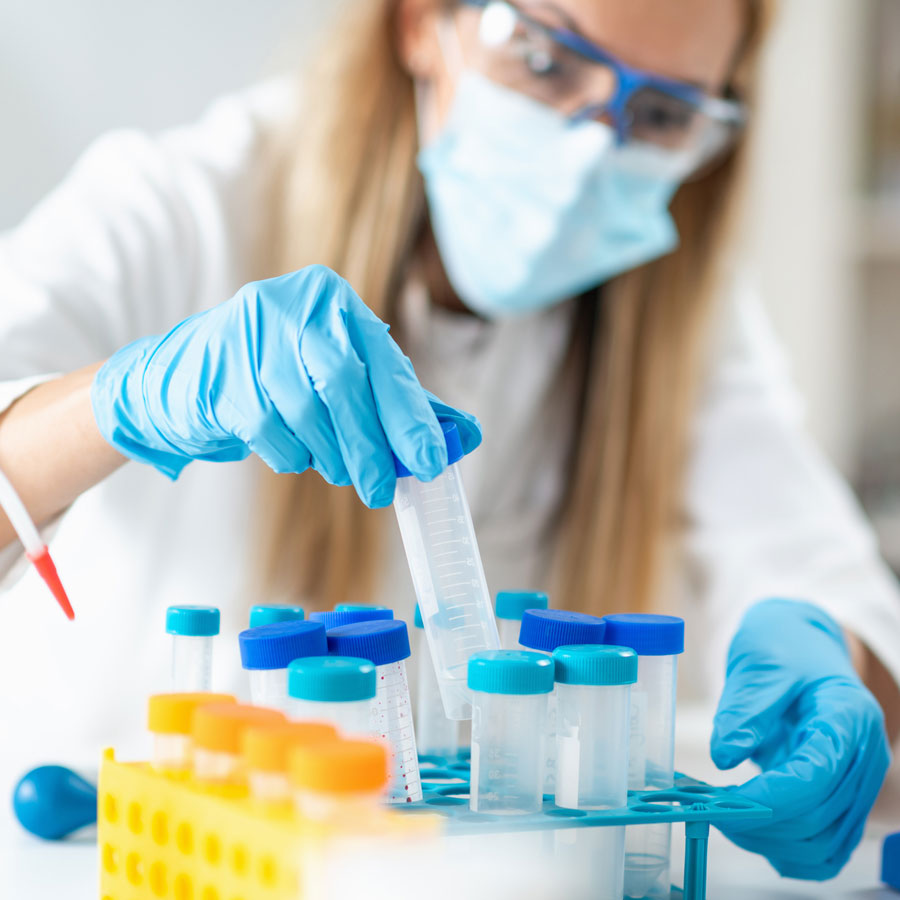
[97,748,434,900]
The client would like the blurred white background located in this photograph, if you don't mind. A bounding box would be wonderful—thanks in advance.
[3,0,900,561]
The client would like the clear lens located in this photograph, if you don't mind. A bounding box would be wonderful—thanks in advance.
[468,2,740,171]
[470,1,615,116]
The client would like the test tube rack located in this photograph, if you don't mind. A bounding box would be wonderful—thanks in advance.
[97,746,769,900]
[409,754,772,900]
[96,749,433,900]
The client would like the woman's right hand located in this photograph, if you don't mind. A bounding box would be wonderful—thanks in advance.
[90,265,481,508]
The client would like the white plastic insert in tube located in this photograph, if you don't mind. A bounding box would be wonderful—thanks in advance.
[468,650,554,814]
[495,591,549,650]
[165,606,221,693]
[238,621,328,711]
[553,645,637,900]
[602,614,684,900]
[412,604,460,757]
[287,656,376,736]
[393,422,500,720]
[326,620,422,803]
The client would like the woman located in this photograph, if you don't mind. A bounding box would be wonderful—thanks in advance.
[0,0,897,882]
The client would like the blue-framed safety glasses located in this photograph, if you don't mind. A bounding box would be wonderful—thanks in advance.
[458,0,747,172]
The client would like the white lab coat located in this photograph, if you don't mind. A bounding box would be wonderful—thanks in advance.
[1,83,899,793]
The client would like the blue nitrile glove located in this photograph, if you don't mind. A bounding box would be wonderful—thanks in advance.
[91,266,481,508]
[710,598,891,880]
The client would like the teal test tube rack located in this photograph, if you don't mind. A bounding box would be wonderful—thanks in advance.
[404,754,771,900]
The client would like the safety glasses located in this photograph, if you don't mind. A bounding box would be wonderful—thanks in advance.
[460,0,747,172]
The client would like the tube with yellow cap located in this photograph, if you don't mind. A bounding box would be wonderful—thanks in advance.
[191,703,286,783]
[290,739,388,827]
[147,693,236,772]
[241,721,337,807]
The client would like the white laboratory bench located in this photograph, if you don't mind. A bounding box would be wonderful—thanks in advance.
[1,705,898,899]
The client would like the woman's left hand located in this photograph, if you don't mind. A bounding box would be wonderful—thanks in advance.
[710,598,891,880]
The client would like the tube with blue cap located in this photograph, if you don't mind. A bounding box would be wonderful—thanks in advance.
[238,620,328,711]
[393,420,500,720]
[603,613,685,900]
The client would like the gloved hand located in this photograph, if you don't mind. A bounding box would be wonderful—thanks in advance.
[91,265,481,508]
[710,598,891,880]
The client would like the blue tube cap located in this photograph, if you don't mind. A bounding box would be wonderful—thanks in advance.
[326,620,411,666]
[467,650,554,695]
[394,421,464,478]
[518,609,606,653]
[334,604,392,614]
[238,620,327,670]
[249,604,305,628]
[496,591,549,621]
[883,831,900,890]
[166,605,220,637]
[602,614,685,656]
[413,604,424,629]
[552,644,638,686]
[309,607,394,629]
[287,656,377,702]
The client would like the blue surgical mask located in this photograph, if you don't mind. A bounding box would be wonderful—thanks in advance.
[417,72,687,319]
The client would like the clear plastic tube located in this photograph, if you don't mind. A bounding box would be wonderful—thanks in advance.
[497,617,523,650]
[470,690,547,814]
[171,635,213,693]
[624,654,677,900]
[416,629,461,757]
[370,659,422,803]
[393,457,500,720]
[291,698,371,737]
[556,681,630,900]
[248,668,289,711]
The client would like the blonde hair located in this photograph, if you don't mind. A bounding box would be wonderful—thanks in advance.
[258,0,773,615]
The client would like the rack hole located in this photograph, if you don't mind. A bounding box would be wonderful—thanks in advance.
[176,822,194,854]
[546,808,587,818]
[420,768,466,784]
[127,802,143,834]
[125,852,144,885]
[174,874,193,900]
[638,791,699,806]
[426,796,466,807]
[231,844,249,875]
[151,811,169,845]
[259,856,277,886]
[676,785,715,794]
[436,785,470,797]
[149,861,167,897]
[631,803,670,813]
[101,843,118,874]
[103,794,118,824]
[203,834,221,864]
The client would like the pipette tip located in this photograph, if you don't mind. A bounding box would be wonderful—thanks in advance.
[26,547,75,620]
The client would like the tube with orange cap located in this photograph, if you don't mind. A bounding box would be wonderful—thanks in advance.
[191,703,285,783]
[241,721,337,807]
[147,693,236,772]
[0,465,74,619]
[289,738,389,827]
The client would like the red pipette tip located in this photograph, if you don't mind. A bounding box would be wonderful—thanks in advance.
[26,547,75,620]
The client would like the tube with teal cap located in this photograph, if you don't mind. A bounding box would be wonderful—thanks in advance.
[495,590,549,649]
[249,604,305,628]
[467,650,554,814]
[166,605,220,692]
[393,420,500,720]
